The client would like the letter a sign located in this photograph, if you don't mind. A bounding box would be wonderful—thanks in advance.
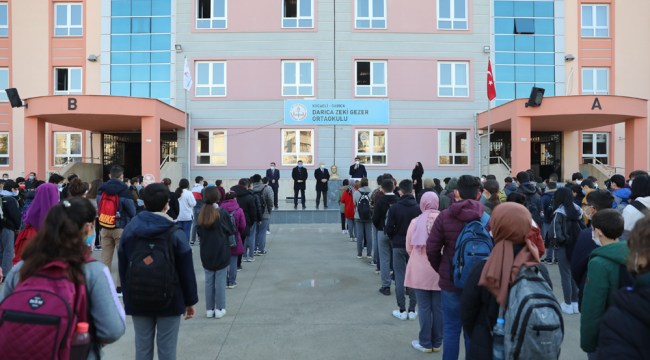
[592,97,602,110]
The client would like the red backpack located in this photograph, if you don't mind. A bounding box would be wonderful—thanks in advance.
[98,192,120,228]
[0,261,92,360]
[12,224,38,265]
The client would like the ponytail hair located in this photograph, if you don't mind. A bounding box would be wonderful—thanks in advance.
[225,191,237,201]
[20,198,96,284]
[484,180,502,209]
[175,178,189,198]
[162,178,172,187]
[197,187,221,227]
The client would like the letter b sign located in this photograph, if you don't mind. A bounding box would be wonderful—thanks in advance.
[68,98,77,110]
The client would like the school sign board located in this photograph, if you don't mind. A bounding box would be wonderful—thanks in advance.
[284,100,390,125]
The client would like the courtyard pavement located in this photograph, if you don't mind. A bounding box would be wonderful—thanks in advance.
[99,224,584,360]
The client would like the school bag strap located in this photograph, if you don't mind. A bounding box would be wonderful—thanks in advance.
[631,201,650,216]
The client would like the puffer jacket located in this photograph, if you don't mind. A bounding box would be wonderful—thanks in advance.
[252,182,273,220]
[517,183,543,227]
[503,182,518,196]
[96,179,136,228]
[548,203,586,260]
[340,187,356,219]
[622,196,650,232]
[220,199,246,256]
[426,199,488,292]
[230,185,257,231]
[197,207,235,271]
[439,177,458,211]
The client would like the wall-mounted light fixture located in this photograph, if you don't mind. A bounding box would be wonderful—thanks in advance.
[175,44,182,53]
[483,46,490,53]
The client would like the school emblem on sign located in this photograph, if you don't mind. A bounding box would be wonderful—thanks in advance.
[143,174,155,186]
[290,103,308,121]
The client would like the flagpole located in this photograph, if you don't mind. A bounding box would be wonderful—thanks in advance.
[183,56,191,181]
[487,57,491,178]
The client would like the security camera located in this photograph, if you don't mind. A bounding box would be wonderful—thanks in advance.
[565,54,575,61]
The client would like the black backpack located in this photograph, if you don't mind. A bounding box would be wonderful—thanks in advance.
[524,194,544,228]
[125,225,180,311]
[545,193,556,222]
[356,191,372,220]
[251,190,265,219]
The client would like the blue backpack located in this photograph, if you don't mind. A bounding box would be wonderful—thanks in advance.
[450,212,492,289]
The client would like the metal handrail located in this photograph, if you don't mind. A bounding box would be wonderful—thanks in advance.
[591,157,625,177]
[160,154,176,170]
[485,156,512,173]
[53,157,100,174]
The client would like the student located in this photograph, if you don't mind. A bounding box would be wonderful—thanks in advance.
[426,175,487,360]
[481,180,501,216]
[580,179,596,223]
[230,178,257,264]
[0,197,126,359]
[61,173,78,199]
[87,179,103,250]
[580,209,627,359]
[340,182,357,241]
[566,172,584,188]
[460,203,552,359]
[438,177,458,211]
[197,187,235,319]
[353,178,373,259]
[541,180,559,263]
[251,174,272,256]
[220,191,246,288]
[622,175,650,235]
[215,180,226,206]
[163,178,180,220]
[129,177,140,203]
[515,171,543,228]
[506,193,546,257]
[68,177,88,198]
[13,183,60,265]
[119,183,198,360]
[386,179,421,321]
[0,180,21,278]
[609,174,631,211]
[405,192,443,353]
[417,178,437,204]
[598,215,650,359]
[175,178,196,242]
[190,177,205,246]
[433,178,443,195]
[338,179,350,235]
[373,179,400,295]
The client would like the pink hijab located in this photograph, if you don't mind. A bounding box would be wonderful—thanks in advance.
[411,192,440,254]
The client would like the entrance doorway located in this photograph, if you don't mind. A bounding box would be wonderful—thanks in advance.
[490,131,562,180]
[102,132,178,181]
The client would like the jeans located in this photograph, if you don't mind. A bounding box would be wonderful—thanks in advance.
[256,219,270,252]
[356,221,373,257]
[177,221,192,243]
[441,289,470,360]
[190,207,201,244]
[316,190,328,207]
[132,315,181,360]
[415,289,443,349]
[0,228,14,278]
[341,213,347,230]
[204,267,227,310]
[100,228,123,287]
[245,224,258,258]
[587,349,598,360]
[346,218,356,238]
[543,222,554,260]
[556,246,579,305]
[270,184,279,208]
[372,225,379,263]
[294,189,305,207]
[228,255,238,284]
[393,248,417,311]
[378,231,393,288]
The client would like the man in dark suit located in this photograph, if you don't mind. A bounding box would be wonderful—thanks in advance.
[266,162,280,210]
[292,160,308,209]
[314,161,330,209]
[349,156,367,179]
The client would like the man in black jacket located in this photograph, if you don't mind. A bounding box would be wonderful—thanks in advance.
[515,171,543,227]
[372,179,400,296]
[0,180,22,278]
[385,179,422,319]
[349,156,367,179]
[292,160,308,210]
[265,162,280,210]
[314,162,330,209]
[231,179,258,263]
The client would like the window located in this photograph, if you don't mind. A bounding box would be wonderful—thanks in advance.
[282,61,313,96]
[195,61,226,97]
[356,129,387,165]
[55,68,82,95]
[355,61,386,97]
[439,130,468,165]
[355,0,386,29]
[283,0,313,28]
[0,68,7,101]
[582,68,608,95]
[196,130,227,165]
[55,3,83,36]
[197,0,227,29]
[282,129,313,165]
[438,0,467,30]
[438,62,468,97]
[0,132,8,166]
[514,18,535,34]
[54,132,82,166]
[581,4,608,37]
[582,133,608,165]
[0,3,7,36]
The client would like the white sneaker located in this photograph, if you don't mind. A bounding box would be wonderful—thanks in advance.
[266,231,270,235]
[116,292,123,298]
[408,311,418,320]
[393,310,408,321]
[206,309,215,318]
[560,303,574,315]
[357,255,363,259]
[412,340,433,353]
[214,309,226,318]
[367,255,373,259]
[342,230,346,235]
[572,302,580,314]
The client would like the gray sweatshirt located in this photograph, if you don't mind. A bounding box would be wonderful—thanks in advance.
[353,186,373,222]
[252,182,274,220]
[0,260,127,359]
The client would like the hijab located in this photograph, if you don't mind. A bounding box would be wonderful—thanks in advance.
[412,162,424,179]
[411,192,440,254]
[23,183,61,231]
[478,202,540,309]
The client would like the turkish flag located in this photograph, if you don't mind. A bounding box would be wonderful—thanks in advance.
[487,60,497,101]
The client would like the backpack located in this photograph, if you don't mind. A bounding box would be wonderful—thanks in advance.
[98,192,120,228]
[613,195,627,214]
[227,210,238,248]
[524,194,544,228]
[619,264,635,290]
[503,265,563,360]
[449,212,492,289]
[0,260,93,360]
[12,224,37,266]
[384,202,396,229]
[356,191,372,220]
[125,225,180,311]
[251,189,265,219]
[544,193,556,222]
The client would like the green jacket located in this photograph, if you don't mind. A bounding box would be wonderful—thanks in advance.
[338,187,346,213]
[580,241,630,353]
[439,177,458,211]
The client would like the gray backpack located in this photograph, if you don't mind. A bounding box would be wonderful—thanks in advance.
[503,265,563,360]
[227,210,238,248]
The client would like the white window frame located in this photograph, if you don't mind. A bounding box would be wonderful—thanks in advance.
[437,0,468,30]
[281,129,314,166]
[581,4,609,38]
[54,67,83,95]
[195,129,227,166]
[355,0,387,29]
[355,60,387,97]
[282,0,314,28]
[196,0,228,29]
[0,132,9,167]
[54,132,83,166]
[54,3,83,37]
[195,61,227,97]
[355,129,388,166]
[0,3,8,37]
[282,60,314,97]
[582,67,609,95]
[438,130,470,166]
[582,132,609,164]
[438,61,469,98]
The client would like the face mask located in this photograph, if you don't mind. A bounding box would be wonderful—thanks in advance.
[270,167,275,170]
[545,186,548,192]
[85,226,96,245]
[29,176,34,180]
[12,190,18,196]
[582,189,587,195]
[58,184,63,189]
[320,165,324,169]
[629,180,633,187]
[298,164,303,168]
[19,185,25,189]
[576,180,582,185]
[594,184,598,189]
[591,229,603,247]
[355,161,360,165]
[2,178,6,181]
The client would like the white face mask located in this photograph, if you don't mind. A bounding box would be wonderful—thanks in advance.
[320,165,324,169]
[592,229,603,247]
[270,166,275,170]
[629,180,633,187]
[355,161,360,165]
[594,184,598,189]
[576,180,582,185]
